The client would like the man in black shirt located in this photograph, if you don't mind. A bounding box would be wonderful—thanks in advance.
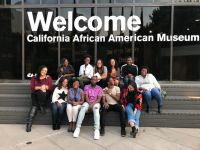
[121,56,138,88]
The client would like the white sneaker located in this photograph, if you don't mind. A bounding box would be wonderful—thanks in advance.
[73,128,80,138]
[94,129,100,140]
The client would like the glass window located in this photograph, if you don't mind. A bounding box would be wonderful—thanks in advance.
[60,8,95,75]
[0,0,4,5]
[135,7,171,80]
[24,8,58,80]
[61,0,75,3]
[0,9,22,79]
[173,6,200,81]
[97,7,133,67]
[6,0,22,4]
[24,0,40,4]
[97,0,114,3]
[79,0,94,3]
[42,0,57,4]
[116,0,133,2]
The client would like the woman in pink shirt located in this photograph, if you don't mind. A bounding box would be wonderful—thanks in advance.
[26,65,53,132]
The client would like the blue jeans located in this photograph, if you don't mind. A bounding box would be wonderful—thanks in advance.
[51,103,66,125]
[142,88,163,107]
[125,103,141,129]
[123,76,135,88]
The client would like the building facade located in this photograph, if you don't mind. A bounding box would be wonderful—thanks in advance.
[0,0,200,81]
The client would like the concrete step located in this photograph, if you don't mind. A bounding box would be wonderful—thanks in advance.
[1,94,200,110]
[0,107,199,128]
[0,83,200,96]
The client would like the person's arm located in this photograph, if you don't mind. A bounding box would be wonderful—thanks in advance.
[30,77,43,91]
[67,90,73,104]
[84,86,90,104]
[78,91,85,105]
[79,65,83,76]
[52,88,59,103]
[121,65,125,78]
[46,76,53,91]
[63,65,75,77]
[100,66,108,79]
[88,66,93,78]
[151,74,161,90]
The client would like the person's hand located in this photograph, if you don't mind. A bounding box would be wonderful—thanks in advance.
[104,89,111,95]
[103,102,109,109]
[60,68,64,72]
[134,108,137,115]
[128,74,133,77]
[41,85,46,92]
[73,101,78,106]
[56,102,62,108]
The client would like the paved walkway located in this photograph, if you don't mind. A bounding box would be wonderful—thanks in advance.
[0,125,200,150]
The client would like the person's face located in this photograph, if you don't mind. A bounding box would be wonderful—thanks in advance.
[110,59,115,67]
[127,58,133,65]
[108,78,114,86]
[40,67,48,76]
[97,60,102,68]
[128,84,134,92]
[84,57,90,65]
[63,59,69,66]
[62,79,68,87]
[91,77,97,86]
[141,68,148,76]
[73,81,80,89]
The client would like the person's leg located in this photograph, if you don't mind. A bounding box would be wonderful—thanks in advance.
[26,93,38,132]
[72,105,81,132]
[57,103,66,129]
[142,91,152,113]
[93,103,101,140]
[73,102,89,138]
[51,103,58,130]
[35,91,47,113]
[66,103,73,132]
[134,110,141,129]
[113,104,126,136]
[151,88,163,113]
[125,104,135,125]
[100,105,110,136]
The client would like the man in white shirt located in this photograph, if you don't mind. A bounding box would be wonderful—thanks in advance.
[78,55,94,88]
[135,66,162,113]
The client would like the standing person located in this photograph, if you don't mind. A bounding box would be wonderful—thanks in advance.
[107,58,120,86]
[51,77,68,130]
[121,56,138,87]
[123,82,142,138]
[78,55,94,88]
[94,59,108,88]
[135,66,162,113]
[100,77,126,137]
[26,65,53,132]
[73,76,103,140]
[66,79,84,132]
[57,58,75,86]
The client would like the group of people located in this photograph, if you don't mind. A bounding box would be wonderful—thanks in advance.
[26,55,163,140]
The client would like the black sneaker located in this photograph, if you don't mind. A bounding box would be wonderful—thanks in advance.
[121,128,126,137]
[100,127,105,136]
[56,124,60,130]
[146,106,149,113]
[131,127,137,138]
[52,124,57,130]
[158,107,162,114]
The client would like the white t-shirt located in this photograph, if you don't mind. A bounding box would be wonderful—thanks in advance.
[135,74,161,91]
[79,64,93,79]
[103,86,120,105]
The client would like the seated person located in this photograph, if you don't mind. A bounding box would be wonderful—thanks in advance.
[94,59,108,88]
[66,79,84,132]
[51,77,68,130]
[73,76,103,140]
[57,58,75,86]
[78,55,93,88]
[122,82,142,138]
[121,56,138,88]
[107,58,120,86]
[135,66,162,113]
[26,65,53,132]
[100,77,126,137]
